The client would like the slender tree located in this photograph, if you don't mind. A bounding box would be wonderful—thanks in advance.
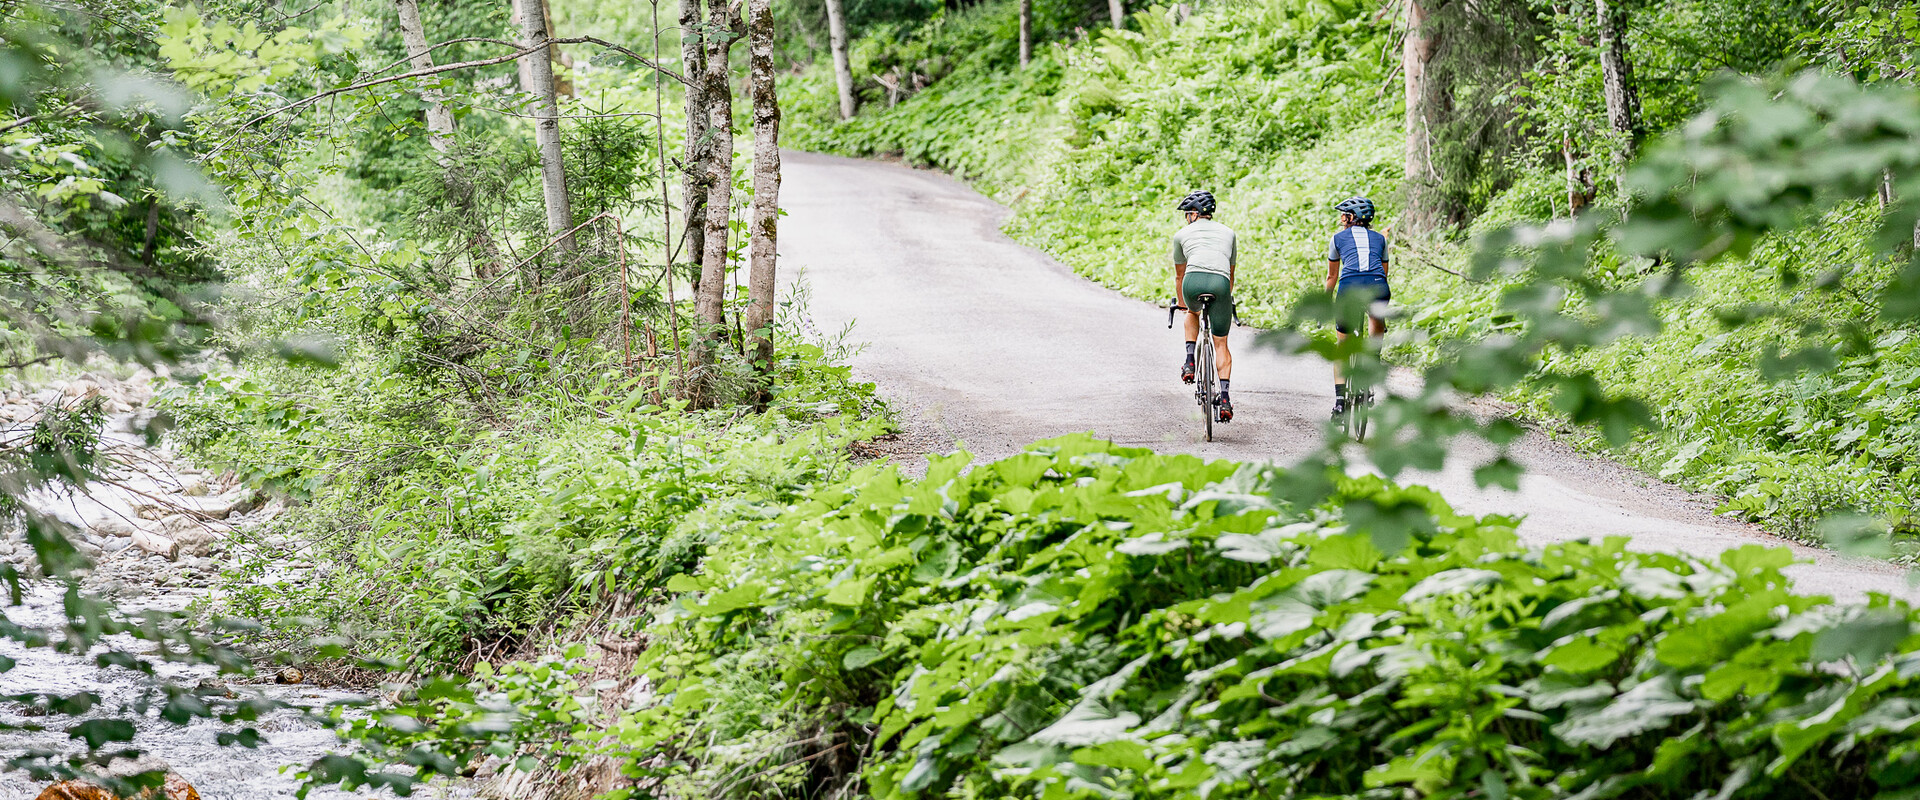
[1401,0,1444,234]
[517,0,573,255]
[395,0,455,152]
[695,0,736,377]
[680,0,709,276]
[747,0,780,401]
[1595,0,1643,158]
[825,0,856,118]
[1019,0,1032,66]
[1109,0,1124,30]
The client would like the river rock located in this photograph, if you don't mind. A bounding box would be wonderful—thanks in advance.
[172,529,218,558]
[103,538,131,554]
[88,515,135,539]
[131,529,177,561]
[34,753,202,799]
[178,477,207,497]
[217,486,259,516]
[61,379,98,399]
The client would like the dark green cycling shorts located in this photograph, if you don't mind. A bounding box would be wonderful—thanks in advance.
[1182,272,1234,337]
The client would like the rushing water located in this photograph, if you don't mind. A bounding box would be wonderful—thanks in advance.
[0,400,473,799]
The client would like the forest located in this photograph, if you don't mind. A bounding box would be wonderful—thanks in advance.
[0,0,1917,795]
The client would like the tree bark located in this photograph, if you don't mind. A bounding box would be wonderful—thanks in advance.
[1018,0,1032,67]
[696,0,735,368]
[1596,0,1643,155]
[517,0,573,255]
[747,0,781,400]
[396,0,456,152]
[680,0,709,278]
[1401,0,1443,234]
[824,0,857,119]
[1108,0,1124,30]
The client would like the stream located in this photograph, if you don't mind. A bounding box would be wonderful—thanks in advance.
[0,373,472,799]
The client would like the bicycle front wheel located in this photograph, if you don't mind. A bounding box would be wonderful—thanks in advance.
[1346,388,1371,443]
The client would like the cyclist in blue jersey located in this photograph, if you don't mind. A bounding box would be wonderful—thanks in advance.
[1324,196,1390,419]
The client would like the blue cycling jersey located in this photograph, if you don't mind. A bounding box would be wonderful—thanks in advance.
[1327,226,1390,280]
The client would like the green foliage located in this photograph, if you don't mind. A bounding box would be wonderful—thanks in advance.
[576,435,1920,799]
[306,646,598,796]
[163,333,887,670]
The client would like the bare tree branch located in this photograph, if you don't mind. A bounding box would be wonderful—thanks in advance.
[232,36,689,135]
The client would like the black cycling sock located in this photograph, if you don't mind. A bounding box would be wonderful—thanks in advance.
[1218,379,1230,396]
[1334,383,1347,397]
[1184,342,1196,359]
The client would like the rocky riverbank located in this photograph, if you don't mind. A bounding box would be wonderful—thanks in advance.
[0,368,466,800]
[1,369,281,597]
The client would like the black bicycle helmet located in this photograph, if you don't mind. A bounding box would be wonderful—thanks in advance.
[1335,196,1375,224]
[1177,190,1217,215]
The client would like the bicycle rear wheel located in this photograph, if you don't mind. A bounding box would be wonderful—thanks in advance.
[1197,337,1216,442]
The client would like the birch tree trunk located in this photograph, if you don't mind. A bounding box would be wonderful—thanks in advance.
[517,0,573,255]
[825,0,857,119]
[1018,0,1032,67]
[1400,0,1444,234]
[1108,0,1124,30]
[696,0,735,359]
[747,0,781,400]
[395,0,455,152]
[1596,0,1643,156]
[680,0,709,279]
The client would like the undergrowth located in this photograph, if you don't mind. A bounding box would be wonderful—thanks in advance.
[162,327,889,671]
[351,435,1920,798]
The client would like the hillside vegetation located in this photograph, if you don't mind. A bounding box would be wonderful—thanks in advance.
[781,0,1920,544]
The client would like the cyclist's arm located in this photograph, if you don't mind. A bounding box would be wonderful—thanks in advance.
[1174,262,1187,307]
[1325,259,1340,292]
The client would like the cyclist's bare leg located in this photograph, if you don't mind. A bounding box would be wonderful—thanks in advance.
[1183,309,1201,346]
[1214,335,1232,380]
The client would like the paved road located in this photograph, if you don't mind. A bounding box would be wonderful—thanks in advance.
[777,150,1915,602]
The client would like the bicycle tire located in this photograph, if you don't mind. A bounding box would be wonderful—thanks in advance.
[1198,338,1215,443]
[1352,390,1370,443]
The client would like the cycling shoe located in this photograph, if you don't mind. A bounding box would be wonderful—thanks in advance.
[1181,359,1195,384]
[1331,398,1348,419]
[1216,394,1233,422]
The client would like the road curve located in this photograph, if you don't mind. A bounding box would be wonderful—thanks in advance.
[776,150,1915,602]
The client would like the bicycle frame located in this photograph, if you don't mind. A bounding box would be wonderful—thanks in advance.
[1171,295,1219,442]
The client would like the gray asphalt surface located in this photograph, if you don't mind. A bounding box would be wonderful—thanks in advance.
[777,150,1915,602]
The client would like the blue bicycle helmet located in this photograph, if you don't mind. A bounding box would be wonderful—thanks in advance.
[1177,190,1217,215]
[1335,196,1375,224]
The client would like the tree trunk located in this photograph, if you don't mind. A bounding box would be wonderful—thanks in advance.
[517,0,573,255]
[1018,0,1032,67]
[680,0,709,277]
[824,0,857,119]
[747,0,781,401]
[396,0,456,152]
[1401,0,1443,234]
[696,0,735,370]
[1596,0,1643,155]
[1108,0,1124,30]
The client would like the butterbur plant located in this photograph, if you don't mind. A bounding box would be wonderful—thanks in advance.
[614,434,1920,800]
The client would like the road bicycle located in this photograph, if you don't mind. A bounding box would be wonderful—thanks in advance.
[1169,295,1222,442]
